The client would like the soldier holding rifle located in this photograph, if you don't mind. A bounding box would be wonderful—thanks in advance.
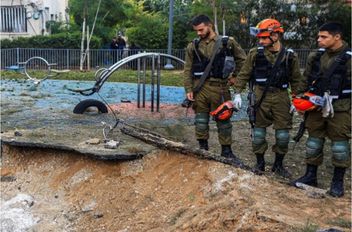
[232,19,305,177]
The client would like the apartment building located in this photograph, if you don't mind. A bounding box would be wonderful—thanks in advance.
[0,0,68,39]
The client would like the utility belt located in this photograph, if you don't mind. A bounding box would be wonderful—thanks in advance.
[258,85,287,93]
[207,79,228,87]
[193,73,226,80]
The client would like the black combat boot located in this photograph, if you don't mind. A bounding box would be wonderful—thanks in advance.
[252,153,265,175]
[221,145,236,159]
[198,139,209,151]
[272,153,292,178]
[328,167,346,198]
[291,164,318,187]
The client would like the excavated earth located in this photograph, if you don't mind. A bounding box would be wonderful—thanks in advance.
[0,79,351,232]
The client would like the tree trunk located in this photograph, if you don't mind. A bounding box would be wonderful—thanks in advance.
[120,124,250,170]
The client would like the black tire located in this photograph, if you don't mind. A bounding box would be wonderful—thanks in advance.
[73,99,108,114]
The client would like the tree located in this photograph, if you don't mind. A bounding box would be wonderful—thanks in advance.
[126,13,168,49]
[68,0,140,45]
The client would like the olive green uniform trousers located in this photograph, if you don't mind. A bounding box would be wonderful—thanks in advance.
[253,87,293,154]
[193,80,232,145]
[305,110,351,168]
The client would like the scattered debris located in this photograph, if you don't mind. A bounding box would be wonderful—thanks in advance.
[104,140,120,149]
[295,182,327,199]
[85,138,101,145]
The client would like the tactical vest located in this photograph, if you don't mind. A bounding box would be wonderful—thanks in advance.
[308,48,351,99]
[252,46,294,89]
[191,36,233,79]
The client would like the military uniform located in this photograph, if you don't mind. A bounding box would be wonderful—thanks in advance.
[234,46,304,155]
[303,41,351,168]
[184,35,246,145]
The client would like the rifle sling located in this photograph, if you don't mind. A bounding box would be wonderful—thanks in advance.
[193,37,223,94]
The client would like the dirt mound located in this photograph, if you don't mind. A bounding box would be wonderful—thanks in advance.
[1,145,350,232]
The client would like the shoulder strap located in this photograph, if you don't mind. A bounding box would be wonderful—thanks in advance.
[193,37,223,93]
[193,38,202,62]
[323,47,351,80]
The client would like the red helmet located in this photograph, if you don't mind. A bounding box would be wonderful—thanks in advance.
[210,101,234,121]
[255,19,284,37]
[292,92,319,112]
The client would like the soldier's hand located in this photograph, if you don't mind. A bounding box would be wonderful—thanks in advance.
[289,104,296,114]
[187,92,194,101]
[232,94,242,109]
[227,77,236,86]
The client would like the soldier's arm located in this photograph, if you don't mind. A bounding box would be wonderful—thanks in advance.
[233,49,255,93]
[184,43,194,94]
[289,53,305,95]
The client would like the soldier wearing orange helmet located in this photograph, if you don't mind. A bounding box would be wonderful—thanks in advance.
[291,22,351,198]
[232,18,305,177]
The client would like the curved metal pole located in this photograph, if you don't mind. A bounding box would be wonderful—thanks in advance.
[70,52,185,96]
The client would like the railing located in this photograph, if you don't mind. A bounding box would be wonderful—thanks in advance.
[1,47,313,71]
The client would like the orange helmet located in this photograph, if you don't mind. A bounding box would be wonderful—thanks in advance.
[210,101,235,121]
[253,19,284,37]
[292,92,322,112]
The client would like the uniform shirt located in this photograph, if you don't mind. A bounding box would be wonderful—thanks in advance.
[303,41,351,112]
[233,45,304,95]
[184,35,246,94]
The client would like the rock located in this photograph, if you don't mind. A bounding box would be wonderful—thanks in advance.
[85,138,101,145]
[104,140,120,149]
[295,182,327,199]
[93,212,104,219]
[317,229,343,232]
[14,131,22,136]
[82,201,97,213]
[0,176,16,182]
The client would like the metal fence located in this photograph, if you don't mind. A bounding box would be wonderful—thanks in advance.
[1,47,312,71]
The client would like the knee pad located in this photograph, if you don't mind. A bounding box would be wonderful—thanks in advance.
[195,113,209,132]
[216,120,232,136]
[331,140,350,162]
[275,129,290,149]
[306,137,324,158]
[253,127,266,145]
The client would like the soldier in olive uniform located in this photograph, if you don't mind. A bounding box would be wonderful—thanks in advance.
[232,19,305,177]
[292,22,351,197]
[184,14,246,158]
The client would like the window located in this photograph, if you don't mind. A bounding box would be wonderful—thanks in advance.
[1,6,27,33]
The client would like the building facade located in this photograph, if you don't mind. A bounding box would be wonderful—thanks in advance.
[0,0,68,39]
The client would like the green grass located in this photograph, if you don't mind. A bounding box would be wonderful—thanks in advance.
[0,69,185,87]
[327,218,351,228]
[292,220,319,232]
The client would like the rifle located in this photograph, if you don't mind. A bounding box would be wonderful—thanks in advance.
[247,79,256,140]
[292,112,308,151]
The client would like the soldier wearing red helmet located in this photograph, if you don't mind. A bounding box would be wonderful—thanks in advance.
[232,18,305,177]
[291,22,351,198]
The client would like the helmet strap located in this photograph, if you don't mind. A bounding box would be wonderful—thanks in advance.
[268,32,278,47]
